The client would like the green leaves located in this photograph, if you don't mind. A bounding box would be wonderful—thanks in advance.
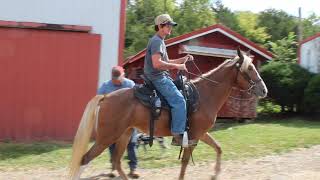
[125,0,216,58]
[303,75,320,113]
[212,0,240,32]
[236,11,270,44]
[260,62,312,112]
[174,0,215,36]
[267,32,298,63]
[258,9,297,42]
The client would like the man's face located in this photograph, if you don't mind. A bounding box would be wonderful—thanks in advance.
[111,69,124,86]
[160,24,173,36]
[112,74,124,86]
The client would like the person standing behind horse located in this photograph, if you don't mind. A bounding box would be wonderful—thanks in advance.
[144,14,193,146]
[97,66,140,178]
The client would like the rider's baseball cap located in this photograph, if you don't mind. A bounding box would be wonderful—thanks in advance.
[155,14,177,26]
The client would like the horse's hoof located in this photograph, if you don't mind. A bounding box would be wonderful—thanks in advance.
[211,175,218,180]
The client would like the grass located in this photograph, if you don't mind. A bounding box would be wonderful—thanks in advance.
[0,117,320,171]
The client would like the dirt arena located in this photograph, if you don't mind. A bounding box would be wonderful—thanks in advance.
[1,145,319,180]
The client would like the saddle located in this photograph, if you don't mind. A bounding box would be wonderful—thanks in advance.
[134,74,200,146]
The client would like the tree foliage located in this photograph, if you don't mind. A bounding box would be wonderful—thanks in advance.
[258,9,297,42]
[174,0,215,36]
[302,13,320,39]
[260,62,312,112]
[267,32,298,63]
[125,0,177,57]
[235,11,270,44]
[303,75,320,113]
[125,0,215,58]
[211,0,241,32]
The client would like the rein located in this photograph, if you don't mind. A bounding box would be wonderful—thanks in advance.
[186,60,260,100]
[186,71,220,85]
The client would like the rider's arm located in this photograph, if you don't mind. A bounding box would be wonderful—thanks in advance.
[168,57,187,64]
[152,53,181,70]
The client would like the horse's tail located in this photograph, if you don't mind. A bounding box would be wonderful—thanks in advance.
[69,95,104,179]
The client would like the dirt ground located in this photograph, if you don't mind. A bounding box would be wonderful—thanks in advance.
[1,145,319,180]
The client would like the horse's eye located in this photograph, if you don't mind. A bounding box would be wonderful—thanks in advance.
[248,65,253,71]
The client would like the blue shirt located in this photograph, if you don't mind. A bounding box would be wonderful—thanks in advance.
[144,34,170,80]
[97,78,135,95]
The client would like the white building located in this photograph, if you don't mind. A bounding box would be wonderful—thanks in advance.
[0,0,126,86]
[299,33,320,74]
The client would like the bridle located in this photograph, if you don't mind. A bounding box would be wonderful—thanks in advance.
[234,62,262,94]
[185,59,261,97]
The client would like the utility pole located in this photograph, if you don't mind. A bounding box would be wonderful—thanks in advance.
[164,0,167,13]
[298,7,303,42]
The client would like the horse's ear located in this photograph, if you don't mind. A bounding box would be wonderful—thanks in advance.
[237,47,244,65]
[246,49,251,56]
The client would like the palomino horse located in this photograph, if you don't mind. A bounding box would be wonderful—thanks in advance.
[69,49,268,180]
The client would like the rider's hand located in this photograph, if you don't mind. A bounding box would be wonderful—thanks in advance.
[176,64,188,72]
[181,54,193,63]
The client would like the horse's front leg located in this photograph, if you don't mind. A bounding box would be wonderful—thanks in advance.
[200,132,222,179]
[178,146,196,180]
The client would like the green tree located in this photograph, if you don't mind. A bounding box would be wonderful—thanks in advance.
[125,0,216,58]
[303,75,320,113]
[258,9,297,42]
[301,13,320,39]
[261,62,312,112]
[267,32,297,63]
[235,11,270,44]
[125,0,177,58]
[174,0,215,36]
[212,0,241,32]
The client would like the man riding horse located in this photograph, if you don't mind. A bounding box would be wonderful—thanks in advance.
[144,14,194,146]
[69,14,268,180]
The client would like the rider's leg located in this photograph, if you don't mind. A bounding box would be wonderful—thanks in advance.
[152,76,186,145]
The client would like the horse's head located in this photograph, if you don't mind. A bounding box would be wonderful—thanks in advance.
[233,48,268,98]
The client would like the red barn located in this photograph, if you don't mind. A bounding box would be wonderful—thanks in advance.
[123,24,273,119]
[0,21,101,141]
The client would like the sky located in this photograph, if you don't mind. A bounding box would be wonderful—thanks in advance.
[220,0,319,18]
[176,0,319,18]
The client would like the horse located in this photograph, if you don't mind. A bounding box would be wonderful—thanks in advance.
[69,49,268,180]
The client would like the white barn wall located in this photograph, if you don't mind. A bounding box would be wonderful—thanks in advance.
[0,0,124,86]
[300,37,320,73]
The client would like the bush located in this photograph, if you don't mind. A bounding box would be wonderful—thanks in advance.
[260,62,312,112]
[303,74,320,113]
[257,99,281,114]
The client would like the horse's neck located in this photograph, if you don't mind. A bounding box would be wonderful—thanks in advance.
[195,66,236,117]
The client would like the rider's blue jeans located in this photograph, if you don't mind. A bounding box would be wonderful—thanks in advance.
[152,75,186,135]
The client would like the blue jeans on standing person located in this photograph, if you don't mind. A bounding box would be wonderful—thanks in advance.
[151,75,187,135]
[109,129,138,171]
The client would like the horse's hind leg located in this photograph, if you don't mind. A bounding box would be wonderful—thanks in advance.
[200,132,222,179]
[112,128,133,180]
[80,142,109,166]
[178,146,195,180]
[73,142,108,180]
